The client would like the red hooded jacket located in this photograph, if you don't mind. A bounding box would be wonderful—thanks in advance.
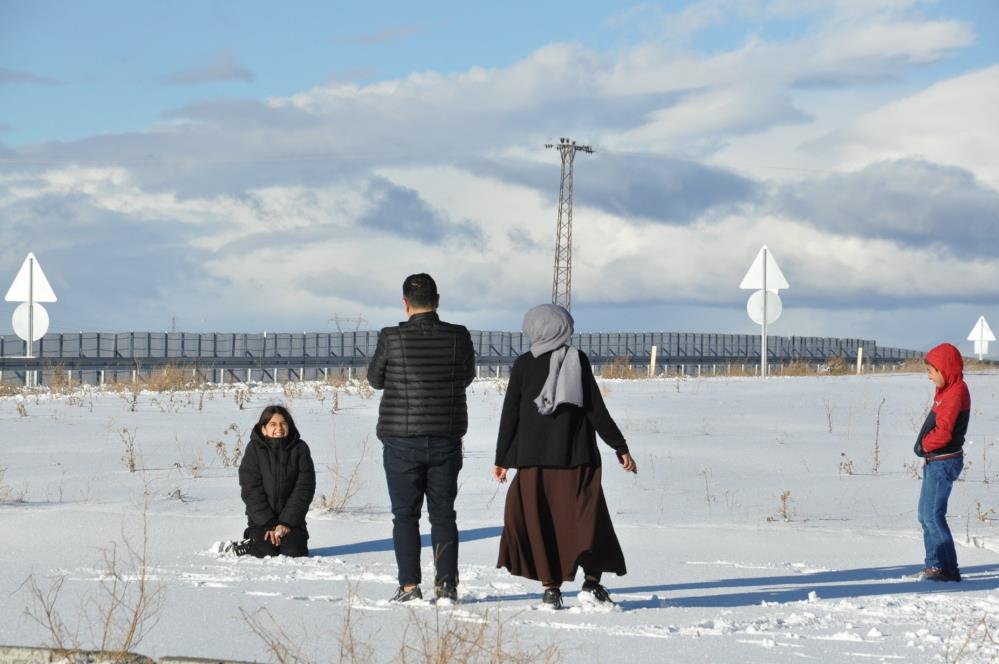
[915,343,971,457]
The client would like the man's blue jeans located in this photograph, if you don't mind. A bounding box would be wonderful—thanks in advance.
[917,455,963,573]
[382,436,462,587]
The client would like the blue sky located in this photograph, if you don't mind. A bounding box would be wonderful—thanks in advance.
[1,0,998,353]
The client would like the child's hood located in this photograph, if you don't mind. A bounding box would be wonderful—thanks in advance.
[926,342,964,391]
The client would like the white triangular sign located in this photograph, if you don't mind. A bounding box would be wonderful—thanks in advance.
[739,245,789,291]
[5,252,57,302]
[967,316,996,342]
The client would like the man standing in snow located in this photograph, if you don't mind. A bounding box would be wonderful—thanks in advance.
[367,273,476,603]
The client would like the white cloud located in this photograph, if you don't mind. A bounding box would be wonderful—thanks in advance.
[811,65,999,188]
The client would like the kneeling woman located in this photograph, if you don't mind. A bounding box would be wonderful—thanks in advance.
[493,304,637,609]
[235,405,316,557]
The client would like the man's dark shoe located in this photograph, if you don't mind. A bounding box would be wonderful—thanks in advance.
[542,587,563,609]
[435,581,458,603]
[581,580,615,605]
[391,585,423,602]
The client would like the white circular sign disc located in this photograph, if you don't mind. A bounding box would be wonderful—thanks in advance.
[747,290,782,326]
[12,302,50,342]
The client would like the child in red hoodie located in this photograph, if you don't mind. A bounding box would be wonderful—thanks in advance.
[913,343,970,582]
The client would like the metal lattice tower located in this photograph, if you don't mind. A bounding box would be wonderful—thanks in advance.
[545,138,593,311]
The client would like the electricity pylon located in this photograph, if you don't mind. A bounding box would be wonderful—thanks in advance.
[545,137,593,311]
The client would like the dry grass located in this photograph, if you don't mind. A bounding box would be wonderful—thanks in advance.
[398,606,560,664]
[242,590,561,664]
[822,356,852,375]
[780,361,817,376]
[898,358,926,373]
[102,364,208,394]
[598,357,646,379]
[22,486,163,660]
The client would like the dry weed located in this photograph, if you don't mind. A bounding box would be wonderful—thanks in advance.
[767,490,794,523]
[120,428,138,473]
[318,436,369,513]
[399,605,560,664]
[22,487,163,660]
[210,423,244,468]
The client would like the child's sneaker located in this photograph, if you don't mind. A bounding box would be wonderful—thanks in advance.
[391,585,423,602]
[917,567,961,582]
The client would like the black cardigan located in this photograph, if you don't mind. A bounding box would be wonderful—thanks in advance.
[494,350,628,468]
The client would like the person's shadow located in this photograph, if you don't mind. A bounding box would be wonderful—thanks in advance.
[614,564,999,610]
[310,526,502,558]
[465,564,999,609]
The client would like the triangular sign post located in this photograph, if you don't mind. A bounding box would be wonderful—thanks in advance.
[5,252,57,368]
[5,252,57,303]
[967,315,996,361]
[740,245,789,292]
[739,245,789,379]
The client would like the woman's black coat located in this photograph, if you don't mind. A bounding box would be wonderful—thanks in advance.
[238,426,316,530]
[494,350,628,469]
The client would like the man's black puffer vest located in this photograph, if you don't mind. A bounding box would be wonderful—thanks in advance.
[368,311,476,440]
[238,427,316,529]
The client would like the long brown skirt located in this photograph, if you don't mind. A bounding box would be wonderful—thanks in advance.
[497,465,626,585]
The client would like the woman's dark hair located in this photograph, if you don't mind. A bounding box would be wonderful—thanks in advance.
[256,404,298,438]
[403,273,439,309]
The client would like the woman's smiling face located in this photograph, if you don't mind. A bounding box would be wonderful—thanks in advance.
[262,413,289,437]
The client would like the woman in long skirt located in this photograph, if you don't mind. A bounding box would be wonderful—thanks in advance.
[493,304,637,609]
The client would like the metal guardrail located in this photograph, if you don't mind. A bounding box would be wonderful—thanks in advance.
[0,330,923,385]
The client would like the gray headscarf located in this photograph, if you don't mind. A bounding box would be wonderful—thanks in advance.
[522,304,583,415]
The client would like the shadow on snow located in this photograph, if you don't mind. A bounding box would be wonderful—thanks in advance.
[466,564,999,609]
[310,526,503,558]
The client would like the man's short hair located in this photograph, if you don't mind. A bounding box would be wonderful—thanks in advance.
[403,273,439,309]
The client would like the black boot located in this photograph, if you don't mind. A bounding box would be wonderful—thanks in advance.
[542,587,563,609]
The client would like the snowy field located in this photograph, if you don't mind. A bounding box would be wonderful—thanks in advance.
[1,372,999,663]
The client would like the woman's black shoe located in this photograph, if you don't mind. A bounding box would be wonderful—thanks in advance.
[221,539,253,557]
[581,580,615,604]
[542,587,563,609]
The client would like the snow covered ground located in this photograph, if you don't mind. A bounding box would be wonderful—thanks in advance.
[1,372,998,662]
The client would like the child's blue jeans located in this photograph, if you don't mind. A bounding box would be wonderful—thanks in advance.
[917,455,963,573]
